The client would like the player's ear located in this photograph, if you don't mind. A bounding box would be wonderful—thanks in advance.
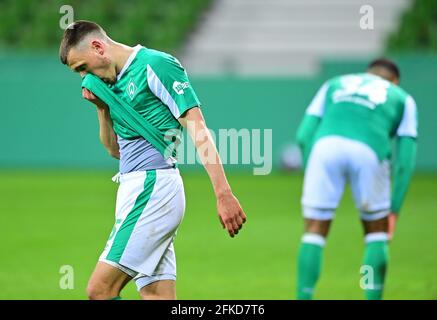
[91,40,104,55]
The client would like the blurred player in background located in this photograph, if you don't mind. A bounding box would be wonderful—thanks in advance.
[59,21,246,300]
[295,58,418,300]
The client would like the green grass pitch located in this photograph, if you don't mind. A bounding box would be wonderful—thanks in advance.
[0,170,436,299]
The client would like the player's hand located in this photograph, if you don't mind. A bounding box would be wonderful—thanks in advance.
[82,88,107,109]
[388,213,398,240]
[217,192,247,238]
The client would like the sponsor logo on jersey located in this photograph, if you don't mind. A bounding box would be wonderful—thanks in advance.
[173,81,189,95]
[126,77,137,100]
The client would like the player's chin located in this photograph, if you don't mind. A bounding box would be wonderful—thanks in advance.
[101,77,115,85]
[107,77,117,85]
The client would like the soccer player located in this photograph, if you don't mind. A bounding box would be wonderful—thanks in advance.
[59,21,247,300]
[295,59,418,300]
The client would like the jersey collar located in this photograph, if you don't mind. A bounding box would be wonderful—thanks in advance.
[116,44,143,81]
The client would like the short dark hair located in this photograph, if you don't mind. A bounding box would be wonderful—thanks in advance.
[59,20,105,65]
[367,58,400,80]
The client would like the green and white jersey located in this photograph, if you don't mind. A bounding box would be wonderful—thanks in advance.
[306,73,418,160]
[108,45,201,172]
[111,44,201,139]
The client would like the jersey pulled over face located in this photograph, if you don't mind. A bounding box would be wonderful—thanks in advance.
[305,73,418,160]
[106,45,201,173]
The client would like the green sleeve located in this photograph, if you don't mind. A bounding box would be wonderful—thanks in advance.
[296,115,321,168]
[391,137,417,215]
[147,53,201,118]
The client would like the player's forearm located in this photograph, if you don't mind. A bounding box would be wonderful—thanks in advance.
[96,107,120,159]
[296,114,321,167]
[391,137,417,214]
[192,122,232,198]
[180,108,246,237]
[202,151,232,198]
[180,108,232,198]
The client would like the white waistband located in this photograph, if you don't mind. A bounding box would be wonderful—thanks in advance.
[112,168,180,184]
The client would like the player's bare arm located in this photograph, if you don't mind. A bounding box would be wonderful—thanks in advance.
[82,88,120,159]
[179,107,247,238]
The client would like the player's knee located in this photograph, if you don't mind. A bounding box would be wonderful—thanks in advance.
[140,292,171,300]
[138,279,176,300]
[304,218,332,237]
[361,210,389,233]
[362,217,388,234]
[86,281,118,300]
[139,290,175,300]
[303,207,334,237]
[86,283,105,300]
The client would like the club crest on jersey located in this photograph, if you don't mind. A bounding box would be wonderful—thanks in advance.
[173,81,189,95]
[126,77,137,100]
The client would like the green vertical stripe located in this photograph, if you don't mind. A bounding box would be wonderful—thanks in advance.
[106,170,157,263]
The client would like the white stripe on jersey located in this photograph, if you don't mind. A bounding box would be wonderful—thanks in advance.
[147,65,180,118]
[396,95,418,138]
[306,82,329,117]
[117,45,142,81]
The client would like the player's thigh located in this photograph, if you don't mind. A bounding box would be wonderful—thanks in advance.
[349,144,390,216]
[302,137,347,211]
[133,240,178,295]
[87,261,132,298]
[139,280,176,300]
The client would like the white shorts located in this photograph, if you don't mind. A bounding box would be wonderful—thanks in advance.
[302,136,390,221]
[99,168,185,290]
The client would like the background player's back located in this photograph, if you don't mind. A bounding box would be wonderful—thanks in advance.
[314,73,410,161]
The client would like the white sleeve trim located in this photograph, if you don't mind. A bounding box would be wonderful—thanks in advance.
[147,64,181,118]
[306,82,329,117]
[396,95,418,138]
